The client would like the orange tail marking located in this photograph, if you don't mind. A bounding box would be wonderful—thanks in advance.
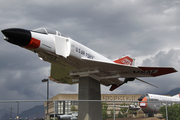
[114,56,133,66]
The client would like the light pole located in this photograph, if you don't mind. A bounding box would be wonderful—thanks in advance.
[42,79,49,119]
[16,102,19,120]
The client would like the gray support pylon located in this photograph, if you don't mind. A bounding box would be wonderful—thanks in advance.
[78,76,102,120]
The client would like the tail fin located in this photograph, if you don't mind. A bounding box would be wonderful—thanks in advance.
[114,56,134,66]
[172,94,180,98]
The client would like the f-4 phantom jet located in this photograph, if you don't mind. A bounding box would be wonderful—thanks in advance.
[1,28,177,91]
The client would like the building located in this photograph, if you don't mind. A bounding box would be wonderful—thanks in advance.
[44,94,142,116]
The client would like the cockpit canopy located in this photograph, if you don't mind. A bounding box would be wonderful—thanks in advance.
[138,94,148,101]
[32,28,67,37]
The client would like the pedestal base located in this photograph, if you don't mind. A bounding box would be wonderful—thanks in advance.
[78,76,102,120]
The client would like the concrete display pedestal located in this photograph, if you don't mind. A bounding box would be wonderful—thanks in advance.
[78,76,102,120]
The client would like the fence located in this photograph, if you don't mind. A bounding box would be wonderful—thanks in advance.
[0,100,178,120]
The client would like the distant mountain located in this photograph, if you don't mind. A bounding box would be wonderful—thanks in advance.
[19,105,45,119]
[0,108,16,120]
[164,87,180,96]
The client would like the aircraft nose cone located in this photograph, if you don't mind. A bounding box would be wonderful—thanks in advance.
[1,28,31,46]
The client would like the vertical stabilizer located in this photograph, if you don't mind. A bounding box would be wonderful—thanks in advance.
[114,56,134,66]
[172,94,180,98]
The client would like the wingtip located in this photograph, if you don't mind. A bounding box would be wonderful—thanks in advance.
[173,68,178,72]
[138,67,178,77]
[109,84,120,91]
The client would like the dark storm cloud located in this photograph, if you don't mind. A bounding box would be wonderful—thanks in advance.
[0,0,180,101]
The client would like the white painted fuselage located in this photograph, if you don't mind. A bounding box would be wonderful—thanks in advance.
[139,93,180,113]
[31,29,112,63]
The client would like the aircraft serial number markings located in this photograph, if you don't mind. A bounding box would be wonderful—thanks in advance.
[133,69,158,74]
[121,58,132,65]
[75,47,94,59]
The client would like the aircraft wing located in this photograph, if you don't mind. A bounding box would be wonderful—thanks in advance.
[49,56,177,87]
[80,57,177,78]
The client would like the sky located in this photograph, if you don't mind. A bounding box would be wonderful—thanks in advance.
[0,0,180,101]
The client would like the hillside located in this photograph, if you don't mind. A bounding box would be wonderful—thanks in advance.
[19,105,45,119]
[0,108,16,120]
[164,87,180,96]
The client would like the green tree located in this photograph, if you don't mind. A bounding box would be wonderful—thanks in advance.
[110,109,114,118]
[120,108,127,117]
[117,103,128,118]
[102,102,108,120]
[117,111,124,118]
[71,105,78,111]
[159,103,180,120]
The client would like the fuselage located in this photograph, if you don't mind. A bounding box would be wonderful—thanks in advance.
[30,28,113,63]
[139,93,180,113]
[2,27,114,71]
[2,28,113,63]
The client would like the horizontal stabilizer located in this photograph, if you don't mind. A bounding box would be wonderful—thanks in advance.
[110,84,120,91]
[138,67,177,77]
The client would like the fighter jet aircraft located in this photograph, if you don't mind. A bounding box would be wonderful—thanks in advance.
[1,28,177,91]
[139,93,180,117]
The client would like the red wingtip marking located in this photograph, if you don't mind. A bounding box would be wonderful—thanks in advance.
[110,84,119,91]
[26,37,40,49]
[114,56,133,66]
